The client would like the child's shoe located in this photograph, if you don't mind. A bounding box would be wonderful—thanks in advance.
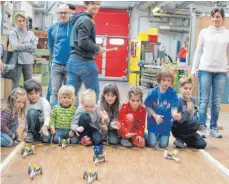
[121,139,132,147]
[198,127,207,138]
[209,127,222,138]
[81,136,92,146]
[24,133,34,143]
[173,139,185,149]
[102,135,108,145]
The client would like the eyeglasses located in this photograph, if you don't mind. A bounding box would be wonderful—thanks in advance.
[57,12,69,15]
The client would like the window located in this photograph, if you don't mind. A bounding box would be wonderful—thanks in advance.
[96,37,103,44]
[109,38,124,45]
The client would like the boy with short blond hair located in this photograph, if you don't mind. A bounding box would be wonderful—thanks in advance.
[71,89,103,146]
[172,77,207,149]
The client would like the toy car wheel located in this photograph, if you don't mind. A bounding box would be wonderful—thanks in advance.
[83,172,86,179]
[164,150,169,158]
[28,163,32,174]
[96,171,98,180]
[21,148,25,155]
[173,150,179,157]
[31,145,35,154]
[40,164,43,174]
[67,138,70,145]
[93,155,95,161]
[58,138,61,145]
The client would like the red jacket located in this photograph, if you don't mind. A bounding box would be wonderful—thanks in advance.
[119,102,146,138]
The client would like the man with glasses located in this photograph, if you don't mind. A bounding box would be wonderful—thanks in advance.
[47,4,72,108]
[67,1,104,105]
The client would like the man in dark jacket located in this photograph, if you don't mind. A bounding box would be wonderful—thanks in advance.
[67,1,103,106]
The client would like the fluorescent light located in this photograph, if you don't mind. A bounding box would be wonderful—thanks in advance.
[152,6,161,13]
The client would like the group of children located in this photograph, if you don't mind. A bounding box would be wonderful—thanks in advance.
[1,66,207,150]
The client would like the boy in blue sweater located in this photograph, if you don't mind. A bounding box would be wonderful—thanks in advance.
[47,4,72,108]
[144,66,181,148]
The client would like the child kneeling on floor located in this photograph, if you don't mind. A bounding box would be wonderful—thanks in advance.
[144,66,181,148]
[24,79,51,143]
[172,77,207,149]
[119,87,146,148]
[50,85,78,144]
[1,87,27,147]
[71,89,106,146]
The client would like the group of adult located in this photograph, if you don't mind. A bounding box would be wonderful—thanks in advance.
[0,3,228,136]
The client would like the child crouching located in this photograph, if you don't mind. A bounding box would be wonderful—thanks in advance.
[24,79,51,143]
[1,87,27,146]
[50,85,78,144]
[71,89,103,146]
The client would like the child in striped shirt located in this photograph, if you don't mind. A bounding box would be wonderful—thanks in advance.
[50,85,78,144]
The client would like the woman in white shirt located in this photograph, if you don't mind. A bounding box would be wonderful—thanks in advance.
[192,8,229,138]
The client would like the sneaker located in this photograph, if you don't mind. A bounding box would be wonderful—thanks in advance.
[198,127,207,138]
[209,127,222,138]
[121,139,132,147]
[81,136,92,146]
[102,135,108,145]
[24,133,34,143]
[173,139,185,149]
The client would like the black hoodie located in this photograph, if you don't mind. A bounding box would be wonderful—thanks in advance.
[70,12,100,60]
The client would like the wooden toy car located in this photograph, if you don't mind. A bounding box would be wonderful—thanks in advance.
[58,138,70,149]
[83,169,98,184]
[93,145,105,164]
[21,145,35,158]
[164,150,180,162]
[28,163,42,180]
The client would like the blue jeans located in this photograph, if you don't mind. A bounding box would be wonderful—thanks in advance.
[50,63,67,108]
[146,132,169,148]
[52,129,79,144]
[78,113,102,145]
[198,71,226,128]
[67,57,99,103]
[1,120,18,147]
[27,109,51,142]
[46,62,52,102]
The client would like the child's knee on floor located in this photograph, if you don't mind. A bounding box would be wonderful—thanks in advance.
[1,136,14,147]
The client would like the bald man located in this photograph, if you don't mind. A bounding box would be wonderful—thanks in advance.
[47,4,73,108]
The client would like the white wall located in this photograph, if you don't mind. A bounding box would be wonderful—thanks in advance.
[130,7,189,61]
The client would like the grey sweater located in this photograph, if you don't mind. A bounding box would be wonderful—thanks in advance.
[9,27,37,65]
[71,105,101,132]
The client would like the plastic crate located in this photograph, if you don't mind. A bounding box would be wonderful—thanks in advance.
[148,35,158,42]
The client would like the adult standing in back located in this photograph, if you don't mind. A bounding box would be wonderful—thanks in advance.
[9,12,37,90]
[48,4,72,108]
[192,8,229,138]
[67,1,104,105]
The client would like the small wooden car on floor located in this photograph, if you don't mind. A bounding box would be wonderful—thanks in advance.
[21,145,35,158]
[83,169,98,184]
[93,145,105,164]
[58,138,70,149]
[164,150,180,162]
[28,163,42,180]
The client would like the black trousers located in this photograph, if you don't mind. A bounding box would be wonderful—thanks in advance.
[78,113,102,145]
[172,128,207,149]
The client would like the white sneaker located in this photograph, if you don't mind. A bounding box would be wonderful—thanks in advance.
[198,127,207,138]
[209,127,222,138]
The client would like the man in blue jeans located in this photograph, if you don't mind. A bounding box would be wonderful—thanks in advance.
[67,1,104,105]
[47,4,72,108]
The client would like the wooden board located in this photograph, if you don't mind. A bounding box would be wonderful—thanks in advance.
[1,144,229,184]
